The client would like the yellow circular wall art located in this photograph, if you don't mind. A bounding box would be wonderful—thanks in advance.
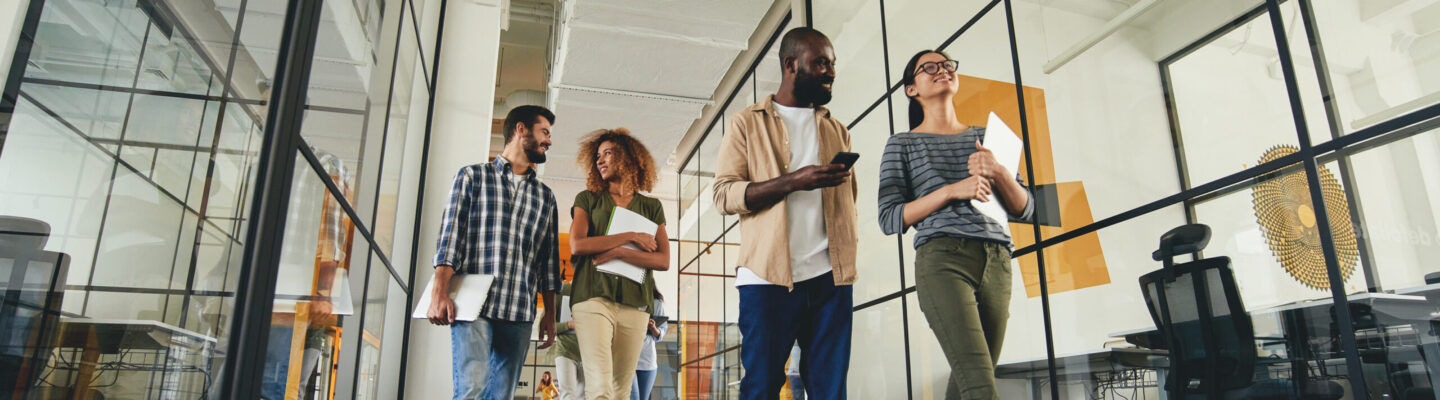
[1250,145,1359,290]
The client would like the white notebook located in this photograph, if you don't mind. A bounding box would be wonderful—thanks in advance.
[971,112,1024,235]
[410,274,495,321]
[331,268,355,315]
[558,295,573,324]
[596,207,656,284]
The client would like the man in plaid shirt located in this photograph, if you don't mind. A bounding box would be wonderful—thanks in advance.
[427,105,562,400]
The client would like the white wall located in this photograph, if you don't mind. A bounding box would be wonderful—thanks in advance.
[0,0,28,92]
[404,1,505,398]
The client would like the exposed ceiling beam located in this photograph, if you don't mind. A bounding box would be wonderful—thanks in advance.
[551,83,713,105]
[567,21,747,51]
[1043,0,1164,74]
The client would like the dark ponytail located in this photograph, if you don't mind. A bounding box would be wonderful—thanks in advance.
[907,98,924,131]
[901,49,951,130]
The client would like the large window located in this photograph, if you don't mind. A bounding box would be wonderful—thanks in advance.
[0,0,442,398]
[676,0,1440,399]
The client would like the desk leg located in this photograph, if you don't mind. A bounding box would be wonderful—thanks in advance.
[72,327,99,400]
[1156,368,1169,400]
[1030,377,1045,400]
[1281,311,1313,394]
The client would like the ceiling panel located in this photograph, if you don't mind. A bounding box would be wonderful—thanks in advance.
[559,30,740,98]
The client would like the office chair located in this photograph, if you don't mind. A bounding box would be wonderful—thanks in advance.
[1,216,69,398]
[1425,272,1440,285]
[1140,224,1343,400]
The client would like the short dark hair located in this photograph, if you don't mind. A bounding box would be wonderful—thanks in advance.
[502,105,555,144]
[778,27,829,71]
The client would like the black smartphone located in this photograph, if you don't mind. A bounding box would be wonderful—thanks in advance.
[830,152,860,171]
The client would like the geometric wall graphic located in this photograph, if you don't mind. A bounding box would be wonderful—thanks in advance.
[1251,145,1358,290]
[951,74,1111,298]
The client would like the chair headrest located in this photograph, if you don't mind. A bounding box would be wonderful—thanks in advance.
[1152,224,1210,261]
[1426,272,1440,285]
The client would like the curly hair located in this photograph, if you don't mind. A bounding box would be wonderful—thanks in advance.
[576,127,658,194]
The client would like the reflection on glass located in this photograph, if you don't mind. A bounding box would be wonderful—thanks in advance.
[849,112,903,306]
[1167,7,1328,187]
[265,157,361,400]
[0,0,281,395]
[0,0,284,395]
[1317,126,1440,398]
[136,23,215,96]
[679,320,735,399]
[1,0,424,397]
[847,301,909,398]
[1307,0,1440,133]
[24,0,150,88]
[1187,166,1367,396]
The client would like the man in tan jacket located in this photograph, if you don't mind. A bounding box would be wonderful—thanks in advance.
[712,27,859,399]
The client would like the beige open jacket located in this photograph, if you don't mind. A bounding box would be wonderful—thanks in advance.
[711,95,859,289]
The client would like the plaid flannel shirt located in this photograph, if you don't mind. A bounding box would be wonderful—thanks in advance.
[315,150,353,266]
[433,157,562,322]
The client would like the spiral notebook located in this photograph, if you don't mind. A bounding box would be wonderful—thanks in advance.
[596,207,656,284]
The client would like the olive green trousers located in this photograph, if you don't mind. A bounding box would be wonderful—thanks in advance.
[915,237,1013,400]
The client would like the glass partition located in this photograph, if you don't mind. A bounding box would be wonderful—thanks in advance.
[0,0,434,397]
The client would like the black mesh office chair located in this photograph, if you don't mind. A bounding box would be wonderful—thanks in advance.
[1140,224,1343,400]
[1,216,69,397]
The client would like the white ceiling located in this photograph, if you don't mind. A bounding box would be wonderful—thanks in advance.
[541,0,774,203]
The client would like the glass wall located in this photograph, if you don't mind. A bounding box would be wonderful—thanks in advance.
[676,0,1440,399]
[0,0,442,398]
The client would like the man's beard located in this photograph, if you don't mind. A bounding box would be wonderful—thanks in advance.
[793,71,833,106]
[522,135,547,164]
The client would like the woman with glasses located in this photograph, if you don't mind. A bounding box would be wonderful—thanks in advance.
[569,128,670,400]
[876,50,1033,400]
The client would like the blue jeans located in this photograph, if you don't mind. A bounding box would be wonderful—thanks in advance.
[788,375,806,400]
[738,271,852,400]
[451,317,533,400]
[261,325,293,400]
[630,369,657,400]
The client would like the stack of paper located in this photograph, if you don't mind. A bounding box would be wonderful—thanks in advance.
[971,112,1025,235]
[558,295,573,324]
[272,268,355,315]
[597,207,656,284]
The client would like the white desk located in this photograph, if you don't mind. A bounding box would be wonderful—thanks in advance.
[1108,326,1158,339]
[996,347,1168,399]
[53,318,219,399]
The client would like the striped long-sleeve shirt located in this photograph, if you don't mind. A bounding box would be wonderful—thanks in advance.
[433,157,562,322]
[877,127,1035,249]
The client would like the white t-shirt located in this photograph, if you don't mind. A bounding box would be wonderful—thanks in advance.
[507,170,526,201]
[736,102,833,286]
[636,299,667,370]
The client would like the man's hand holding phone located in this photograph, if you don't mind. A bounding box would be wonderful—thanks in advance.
[783,152,858,192]
[830,152,859,171]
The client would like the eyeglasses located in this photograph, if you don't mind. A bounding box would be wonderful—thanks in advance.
[914,60,959,76]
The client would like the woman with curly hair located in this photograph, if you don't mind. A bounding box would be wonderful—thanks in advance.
[567,128,670,400]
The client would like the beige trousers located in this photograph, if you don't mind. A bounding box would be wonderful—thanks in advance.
[573,298,649,400]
